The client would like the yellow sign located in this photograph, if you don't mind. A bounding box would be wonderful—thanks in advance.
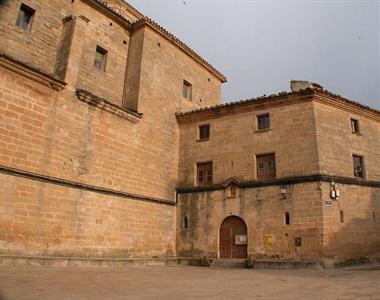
[264,235,273,245]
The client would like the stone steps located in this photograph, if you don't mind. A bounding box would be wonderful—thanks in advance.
[0,254,321,269]
[212,259,246,269]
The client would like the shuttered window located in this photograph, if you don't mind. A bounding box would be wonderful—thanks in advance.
[256,154,276,180]
[16,4,35,31]
[257,113,270,130]
[197,162,212,186]
[199,124,210,140]
[353,155,364,178]
[351,119,360,134]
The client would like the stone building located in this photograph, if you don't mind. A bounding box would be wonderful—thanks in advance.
[0,0,379,264]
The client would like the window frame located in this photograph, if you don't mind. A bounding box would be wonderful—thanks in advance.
[257,113,270,131]
[196,161,213,186]
[256,153,276,180]
[94,45,108,71]
[352,154,365,179]
[198,124,210,141]
[16,3,35,32]
[285,212,290,225]
[350,118,360,134]
[182,80,192,101]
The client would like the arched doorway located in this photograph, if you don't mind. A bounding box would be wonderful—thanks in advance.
[219,216,247,258]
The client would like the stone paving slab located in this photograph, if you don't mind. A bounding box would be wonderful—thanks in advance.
[0,265,379,300]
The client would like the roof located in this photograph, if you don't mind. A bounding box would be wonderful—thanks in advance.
[132,17,227,83]
[88,0,227,83]
[176,88,380,121]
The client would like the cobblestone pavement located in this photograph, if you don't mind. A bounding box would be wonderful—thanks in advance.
[0,264,379,300]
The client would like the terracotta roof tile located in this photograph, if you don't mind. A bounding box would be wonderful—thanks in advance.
[132,17,227,83]
[176,88,380,118]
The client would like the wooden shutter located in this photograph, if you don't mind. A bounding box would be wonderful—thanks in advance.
[197,162,212,186]
[256,154,275,180]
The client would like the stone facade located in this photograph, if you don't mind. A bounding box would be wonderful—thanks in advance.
[176,90,380,262]
[0,0,379,263]
[0,0,223,258]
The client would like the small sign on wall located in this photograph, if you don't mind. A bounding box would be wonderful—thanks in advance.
[264,235,273,245]
[235,235,247,245]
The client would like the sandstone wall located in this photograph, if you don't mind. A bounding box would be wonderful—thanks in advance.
[0,173,175,257]
[0,0,224,257]
[0,0,70,74]
[177,182,324,259]
[313,98,380,181]
[321,182,380,259]
[178,99,319,186]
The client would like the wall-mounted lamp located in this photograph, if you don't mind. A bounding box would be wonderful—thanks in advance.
[330,181,340,200]
[280,186,287,199]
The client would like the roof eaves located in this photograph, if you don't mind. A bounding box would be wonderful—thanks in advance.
[84,0,133,30]
[317,90,380,116]
[132,17,227,83]
[176,89,314,117]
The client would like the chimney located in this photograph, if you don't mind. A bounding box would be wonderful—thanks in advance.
[290,80,323,93]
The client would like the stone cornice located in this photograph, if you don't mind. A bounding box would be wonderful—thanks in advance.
[315,91,380,123]
[176,88,380,123]
[176,174,380,193]
[132,18,227,83]
[79,1,226,83]
[176,89,315,122]
[0,164,175,206]
[82,0,133,30]
[75,89,142,122]
[0,53,66,91]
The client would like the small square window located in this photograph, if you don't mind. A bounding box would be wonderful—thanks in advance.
[351,119,360,134]
[199,124,210,140]
[94,46,108,71]
[295,237,302,247]
[257,113,270,130]
[16,4,35,31]
[353,155,364,178]
[196,162,212,186]
[183,80,192,100]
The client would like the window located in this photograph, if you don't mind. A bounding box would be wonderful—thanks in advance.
[285,212,290,225]
[257,113,270,130]
[16,4,35,31]
[373,211,376,222]
[182,216,188,229]
[295,237,302,247]
[199,124,210,140]
[196,162,212,186]
[256,153,276,180]
[351,119,360,134]
[340,210,344,223]
[94,46,107,71]
[182,80,192,100]
[353,155,364,178]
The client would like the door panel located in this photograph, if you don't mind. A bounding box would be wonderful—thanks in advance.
[219,216,247,259]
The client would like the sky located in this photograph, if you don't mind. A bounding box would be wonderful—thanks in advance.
[128,0,380,109]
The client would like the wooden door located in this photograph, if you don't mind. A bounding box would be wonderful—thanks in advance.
[219,216,247,258]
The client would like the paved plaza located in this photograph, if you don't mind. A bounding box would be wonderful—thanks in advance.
[0,264,379,300]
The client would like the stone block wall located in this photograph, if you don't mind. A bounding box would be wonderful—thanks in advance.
[313,97,380,181]
[0,0,70,74]
[321,182,380,259]
[0,0,225,258]
[177,97,319,186]
[0,173,175,257]
[177,182,323,259]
